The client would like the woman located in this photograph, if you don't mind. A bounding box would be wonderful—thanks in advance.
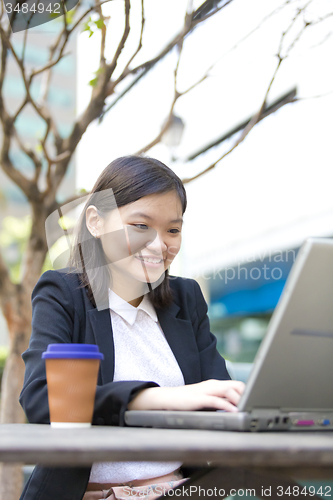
[19,156,245,500]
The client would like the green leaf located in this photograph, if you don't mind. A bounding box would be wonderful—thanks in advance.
[65,10,75,25]
[88,67,104,86]
[88,77,98,87]
[94,18,105,30]
[81,17,92,33]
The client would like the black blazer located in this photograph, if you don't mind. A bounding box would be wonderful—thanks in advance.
[19,270,230,500]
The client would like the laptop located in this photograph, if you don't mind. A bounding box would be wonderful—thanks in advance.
[125,238,333,431]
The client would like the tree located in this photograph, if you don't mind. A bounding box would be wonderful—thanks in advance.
[0,0,332,498]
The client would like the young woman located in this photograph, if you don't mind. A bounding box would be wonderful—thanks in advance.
[19,156,245,500]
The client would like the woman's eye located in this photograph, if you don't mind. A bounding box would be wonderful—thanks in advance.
[133,224,149,230]
[169,228,180,234]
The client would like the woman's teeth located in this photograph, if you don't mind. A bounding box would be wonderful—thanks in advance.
[137,256,162,264]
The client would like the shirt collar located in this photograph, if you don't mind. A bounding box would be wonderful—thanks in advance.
[108,289,158,326]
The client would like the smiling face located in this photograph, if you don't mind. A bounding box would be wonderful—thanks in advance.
[89,190,183,301]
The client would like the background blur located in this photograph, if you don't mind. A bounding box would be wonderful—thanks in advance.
[1,0,332,375]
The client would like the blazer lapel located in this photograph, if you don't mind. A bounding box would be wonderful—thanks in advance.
[86,298,202,386]
[87,308,114,384]
[157,303,202,384]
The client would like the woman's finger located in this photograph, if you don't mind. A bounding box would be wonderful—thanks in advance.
[200,395,239,412]
[221,387,242,407]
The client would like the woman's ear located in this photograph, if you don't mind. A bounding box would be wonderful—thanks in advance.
[86,206,101,239]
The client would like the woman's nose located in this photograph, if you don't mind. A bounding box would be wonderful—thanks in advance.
[146,233,167,253]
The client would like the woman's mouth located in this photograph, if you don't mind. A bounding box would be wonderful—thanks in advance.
[135,255,164,267]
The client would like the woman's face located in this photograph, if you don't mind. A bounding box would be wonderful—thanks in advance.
[97,191,183,285]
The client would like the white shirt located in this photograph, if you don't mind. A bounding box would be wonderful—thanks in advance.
[89,291,184,484]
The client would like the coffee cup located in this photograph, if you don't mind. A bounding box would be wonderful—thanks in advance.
[42,344,104,428]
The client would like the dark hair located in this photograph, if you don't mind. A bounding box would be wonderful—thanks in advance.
[68,156,187,309]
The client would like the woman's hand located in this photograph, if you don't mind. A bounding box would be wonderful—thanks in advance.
[127,379,245,413]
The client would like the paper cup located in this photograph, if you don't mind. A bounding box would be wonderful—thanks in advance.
[42,344,104,428]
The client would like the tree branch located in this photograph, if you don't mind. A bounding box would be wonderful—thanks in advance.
[105,0,131,78]
[181,4,305,185]
[12,97,29,122]
[94,0,108,67]
[0,23,9,114]
[0,152,35,199]
[0,112,36,198]
[0,249,15,310]
[13,126,43,181]
[29,1,113,79]
[45,193,89,233]
[0,25,61,152]
[185,88,297,162]
[191,0,233,26]
[134,5,190,156]
[50,0,131,193]
[39,19,66,104]
[115,0,145,83]
[100,0,235,122]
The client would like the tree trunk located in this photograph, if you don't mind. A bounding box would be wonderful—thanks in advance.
[0,289,33,500]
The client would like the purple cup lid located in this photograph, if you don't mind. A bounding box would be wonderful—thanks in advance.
[42,344,104,360]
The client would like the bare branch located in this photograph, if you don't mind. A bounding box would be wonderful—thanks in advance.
[277,0,312,59]
[198,0,294,81]
[115,0,145,83]
[307,29,333,50]
[0,25,62,151]
[116,1,232,83]
[31,50,70,79]
[49,192,89,217]
[294,90,333,101]
[41,138,71,178]
[134,6,190,156]
[12,97,29,122]
[310,11,333,25]
[101,0,235,122]
[191,0,233,26]
[69,0,113,34]
[174,1,298,99]
[134,99,178,156]
[13,126,42,177]
[62,0,68,32]
[29,27,70,80]
[105,0,131,78]
[21,16,30,64]
[50,0,131,193]
[94,0,108,67]
[0,24,9,106]
[181,6,303,185]
[39,11,67,103]
[185,76,283,184]
[0,149,34,198]
[185,88,297,162]
[29,1,113,79]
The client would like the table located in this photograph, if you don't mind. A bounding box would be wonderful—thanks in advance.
[1,425,333,499]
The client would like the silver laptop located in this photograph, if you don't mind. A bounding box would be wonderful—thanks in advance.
[125,238,333,431]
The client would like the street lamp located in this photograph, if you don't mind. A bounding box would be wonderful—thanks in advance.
[161,113,185,160]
